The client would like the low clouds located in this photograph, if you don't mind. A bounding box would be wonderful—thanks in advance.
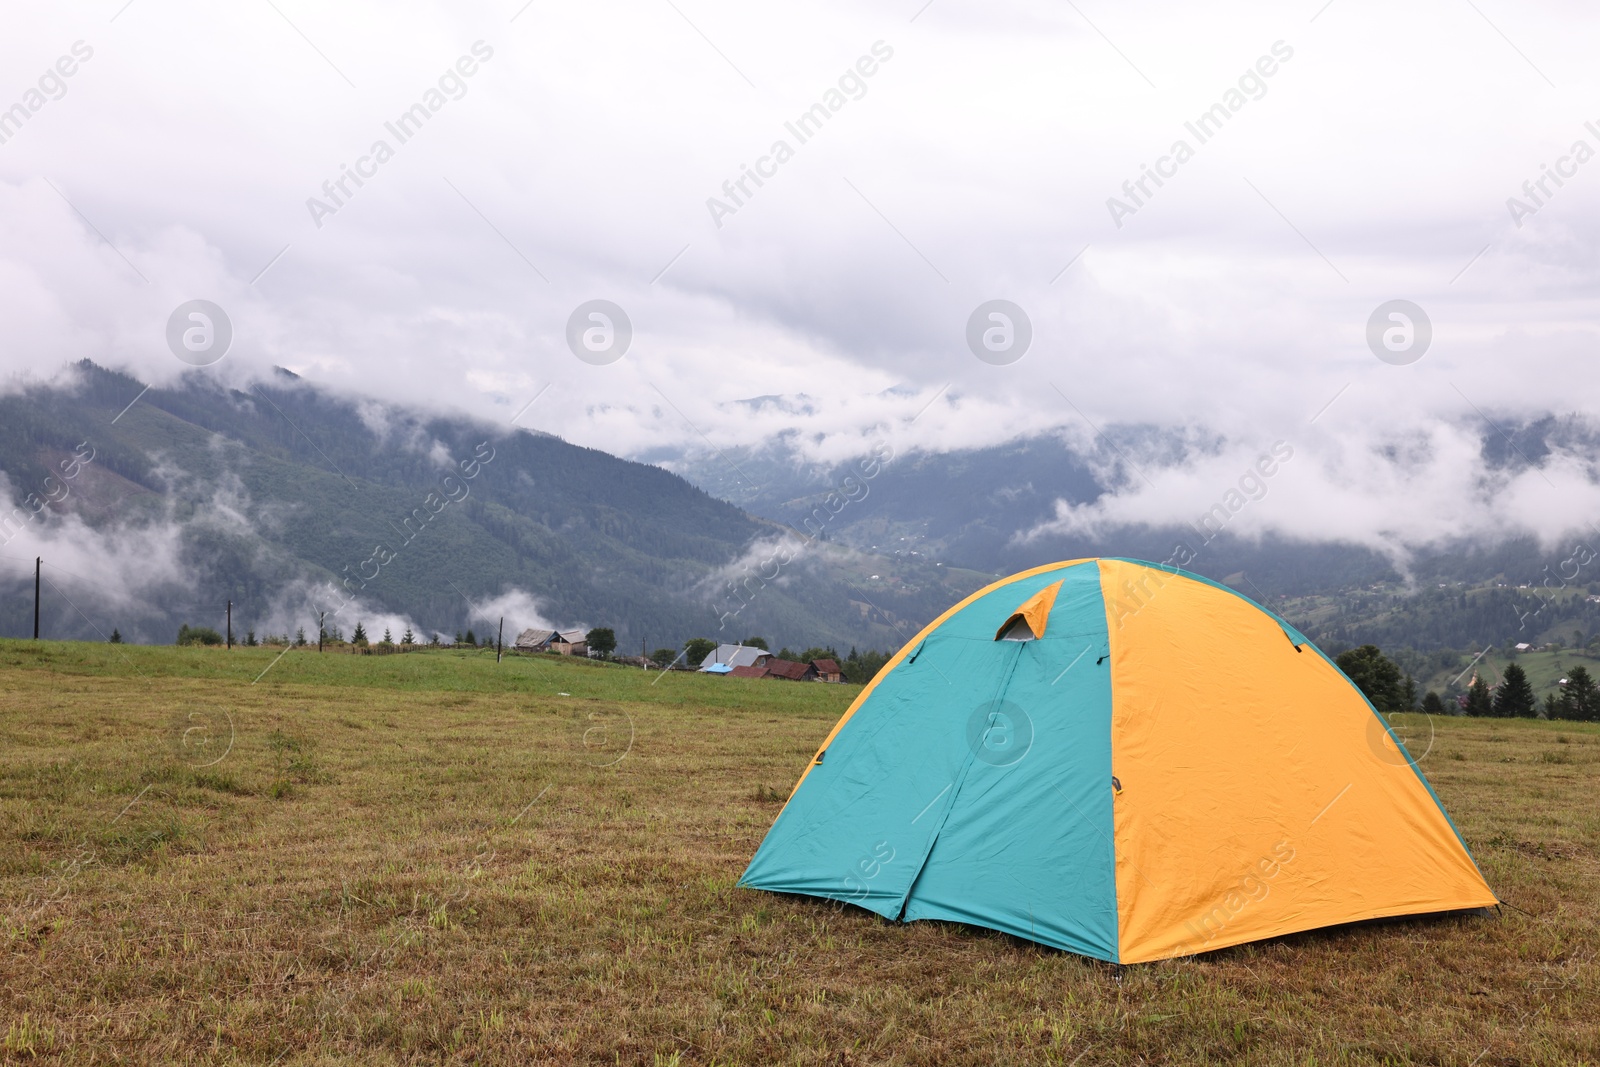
[461,587,562,640]
[254,577,421,646]
[0,470,193,641]
[1021,417,1600,573]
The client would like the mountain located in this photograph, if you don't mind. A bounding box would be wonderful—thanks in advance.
[0,363,990,651]
[653,426,1600,660]
[651,434,1400,590]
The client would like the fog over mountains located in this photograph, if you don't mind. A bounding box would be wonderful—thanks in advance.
[0,362,990,652]
[655,411,1600,589]
[7,358,1596,659]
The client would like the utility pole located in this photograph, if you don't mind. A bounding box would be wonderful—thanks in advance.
[226,600,232,649]
[496,616,504,663]
[33,557,41,640]
[319,611,325,653]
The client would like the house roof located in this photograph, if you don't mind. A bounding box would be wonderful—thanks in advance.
[812,658,842,675]
[765,659,815,681]
[729,665,769,678]
[516,627,588,648]
[699,644,770,670]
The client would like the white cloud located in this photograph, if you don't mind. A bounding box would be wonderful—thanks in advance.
[695,532,806,601]
[1021,417,1600,567]
[462,586,562,639]
[0,472,192,639]
[253,577,421,646]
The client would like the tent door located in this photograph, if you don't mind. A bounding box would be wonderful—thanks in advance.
[890,640,1028,919]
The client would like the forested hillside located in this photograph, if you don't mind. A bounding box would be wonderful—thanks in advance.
[0,363,988,650]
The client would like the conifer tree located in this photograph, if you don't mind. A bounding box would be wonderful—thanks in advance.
[1492,663,1536,718]
[1558,666,1599,721]
[1464,675,1494,717]
[1334,645,1406,711]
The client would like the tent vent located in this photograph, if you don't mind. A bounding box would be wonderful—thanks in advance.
[993,579,1064,642]
[996,616,1037,642]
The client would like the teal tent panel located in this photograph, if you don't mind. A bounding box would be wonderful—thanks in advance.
[737,632,1027,916]
[900,564,1118,960]
[738,564,1109,931]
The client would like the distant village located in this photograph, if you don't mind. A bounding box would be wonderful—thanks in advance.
[512,630,848,684]
[163,615,882,685]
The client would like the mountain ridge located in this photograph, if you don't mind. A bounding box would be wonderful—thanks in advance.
[0,362,988,651]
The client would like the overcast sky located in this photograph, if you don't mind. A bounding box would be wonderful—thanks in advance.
[5,0,1600,556]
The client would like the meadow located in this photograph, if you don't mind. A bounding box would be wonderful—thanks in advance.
[1,640,1596,1065]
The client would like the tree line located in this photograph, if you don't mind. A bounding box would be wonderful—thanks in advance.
[1335,643,1598,721]
[167,622,625,655]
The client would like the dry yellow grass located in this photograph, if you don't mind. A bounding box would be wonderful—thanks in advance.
[1,640,1597,1065]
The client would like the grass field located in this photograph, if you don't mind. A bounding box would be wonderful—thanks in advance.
[2,641,1597,1065]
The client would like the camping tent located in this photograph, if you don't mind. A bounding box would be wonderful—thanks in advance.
[739,558,1497,963]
